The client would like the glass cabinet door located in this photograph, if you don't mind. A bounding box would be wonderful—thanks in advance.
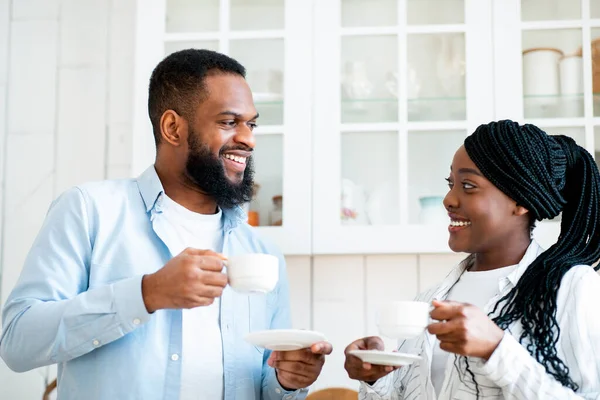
[161,0,311,254]
[521,0,580,21]
[407,130,465,224]
[520,0,599,165]
[230,0,285,30]
[490,0,599,248]
[407,33,466,122]
[313,0,493,254]
[166,0,220,32]
[513,0,598,123]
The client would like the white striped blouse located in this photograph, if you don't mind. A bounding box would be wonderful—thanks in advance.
[359,241,600,400]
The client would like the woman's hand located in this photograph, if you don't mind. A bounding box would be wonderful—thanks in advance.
[427,300,504,360]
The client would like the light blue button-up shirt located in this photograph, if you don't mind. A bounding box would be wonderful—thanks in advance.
[0,166,308,400]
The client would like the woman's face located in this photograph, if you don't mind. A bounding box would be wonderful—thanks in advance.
[443,146,530,254]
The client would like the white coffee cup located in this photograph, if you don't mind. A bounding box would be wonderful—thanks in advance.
[376,301,430,339]
[226,253,279,294]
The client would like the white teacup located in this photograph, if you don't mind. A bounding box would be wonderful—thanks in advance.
[377,301,430,339]
[226,254,279,294]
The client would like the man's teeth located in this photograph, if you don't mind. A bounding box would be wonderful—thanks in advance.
[450,220,472,227]
[224,154,247,164]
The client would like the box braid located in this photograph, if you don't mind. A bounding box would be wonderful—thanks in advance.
[462,119,600,391]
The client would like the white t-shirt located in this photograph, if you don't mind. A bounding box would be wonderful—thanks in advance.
[160,195,225,400]
[431,265,517,397]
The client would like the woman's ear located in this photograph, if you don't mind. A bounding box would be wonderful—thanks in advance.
[514,204,529,217]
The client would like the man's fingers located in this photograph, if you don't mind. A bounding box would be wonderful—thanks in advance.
[271,361,314,378]
[192,255,226,272]
[199,271,228,287]
[311,341,333,355]
[272,349,320,364]
[275,369,311,389]
[183,248,226,257]
[189,296,216,307]
[197,285,225,299]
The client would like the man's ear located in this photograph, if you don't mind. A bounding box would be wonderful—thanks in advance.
[160,109,187,146]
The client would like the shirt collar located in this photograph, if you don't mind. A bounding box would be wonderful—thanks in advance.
[435,239,545,299]
[136,165,164,213]
[504,239,545,288]
[135,164,247,231]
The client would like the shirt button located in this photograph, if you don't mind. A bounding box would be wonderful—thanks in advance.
[133,318,141,325]
[92,339,100,347]
[171,354,179,361]
[284,396,292,400]
[275,388,281,394]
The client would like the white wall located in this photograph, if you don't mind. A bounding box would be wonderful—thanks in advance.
[0,1,460,398]
[0,1,136,398]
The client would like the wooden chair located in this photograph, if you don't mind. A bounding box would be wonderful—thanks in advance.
[306,387,359,400]
[42,378,57,400]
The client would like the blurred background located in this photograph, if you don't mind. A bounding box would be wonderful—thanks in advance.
[0,0,599,398]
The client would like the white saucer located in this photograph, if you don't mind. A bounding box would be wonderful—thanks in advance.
[348,350,421,367]
[244,329,327,351]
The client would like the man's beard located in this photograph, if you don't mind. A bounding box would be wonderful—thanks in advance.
[185,133,255,209]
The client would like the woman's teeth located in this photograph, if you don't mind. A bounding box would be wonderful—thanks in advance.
[450,220,472,227]
[224,154,246,164]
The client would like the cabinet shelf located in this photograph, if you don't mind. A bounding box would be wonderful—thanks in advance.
[341,96,466,103]
[523,94,600,119]
[311,221,561,255]
[341,97,467,123]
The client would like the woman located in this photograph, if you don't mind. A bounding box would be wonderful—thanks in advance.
[344,120,600,399]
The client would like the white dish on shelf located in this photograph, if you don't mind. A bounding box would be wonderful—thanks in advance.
[366,182,400,225]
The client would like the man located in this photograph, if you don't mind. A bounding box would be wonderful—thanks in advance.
[0,49,331,399]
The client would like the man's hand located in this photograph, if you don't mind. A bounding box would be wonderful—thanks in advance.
[344,337,398,383]
[141,248,228,313]
[268,341,333,390]
[428,300,504,360]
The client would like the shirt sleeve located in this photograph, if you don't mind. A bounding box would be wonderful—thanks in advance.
[471,268,600,400]
[359,373,404,400]
[0,187,151,373]
[261,250,309,400]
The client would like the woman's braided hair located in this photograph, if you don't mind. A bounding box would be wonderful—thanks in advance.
[462,119,600,390]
